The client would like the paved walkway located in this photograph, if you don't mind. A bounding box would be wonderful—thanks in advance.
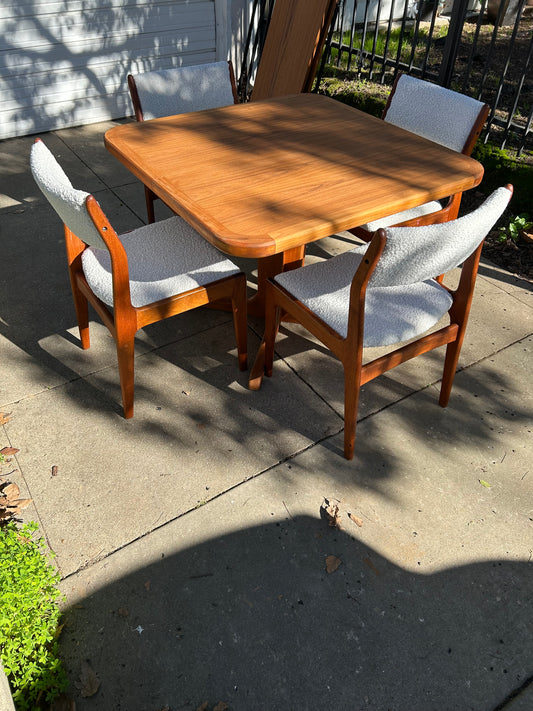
[1,121,532,711]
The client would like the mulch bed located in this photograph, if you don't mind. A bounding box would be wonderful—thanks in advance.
[483,231,533,281]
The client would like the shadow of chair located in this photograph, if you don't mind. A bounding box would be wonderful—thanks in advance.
[350,73,490,241]
[260,186,512,459]
[127,61,239,223]
[250,0,338,101]
[30,138,247,419]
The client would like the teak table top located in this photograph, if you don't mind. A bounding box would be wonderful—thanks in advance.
[105,93,484,259]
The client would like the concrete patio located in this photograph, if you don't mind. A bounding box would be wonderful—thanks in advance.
[0,120,532,711]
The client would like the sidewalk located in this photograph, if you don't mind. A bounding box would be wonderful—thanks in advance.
[1,121,532,711]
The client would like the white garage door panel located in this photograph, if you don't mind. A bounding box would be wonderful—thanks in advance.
[1,41,217,110]
[0,0,207,20]
[1,5,215,51]
[0,0,224,139]
[0,30,215,76]
[2,95,134,139]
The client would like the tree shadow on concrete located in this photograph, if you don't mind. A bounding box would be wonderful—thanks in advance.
[60,515,533,711]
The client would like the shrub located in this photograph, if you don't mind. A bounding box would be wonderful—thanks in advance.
[0,522,68,709]
[472,142,533,215]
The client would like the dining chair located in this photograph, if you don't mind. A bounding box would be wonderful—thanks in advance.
[127,61,239,223]
[30,138,247,419]
[351,73,490,241]
[260,185,512,460]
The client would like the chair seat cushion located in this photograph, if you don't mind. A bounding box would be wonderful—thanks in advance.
[274,248,453,346]
[361,200,442,232]
[82,216,241,308]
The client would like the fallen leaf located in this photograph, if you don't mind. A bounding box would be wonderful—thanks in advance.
[53,623,65,639]
[479,479,492,488]
[52,465,59,477]
[325,555,341,574]
[213,703,229,711]
[195,703,209,711]
[2,483,20,500]
[363,556,380,576]
[321,498,342,528]
[144,580,151,591]
[0,413,11,426]
[348,512,363,527]
[7,498,32,513]
[75,660,100,698]
[0,447,19,457]
[117,607,129,617]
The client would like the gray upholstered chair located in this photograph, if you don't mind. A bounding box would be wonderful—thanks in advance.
[351,74,490,240]
[260,186,512,459]
[127,61,238,223]
[30,138,247,418]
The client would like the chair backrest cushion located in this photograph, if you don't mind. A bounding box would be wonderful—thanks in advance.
[30,140,107,250]
[132,61,235,120]
[369,187,512,288]
[384,74,486,153]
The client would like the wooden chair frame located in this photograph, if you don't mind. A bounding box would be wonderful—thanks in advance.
[127,61,239,224]
[66,195,248,418]
[262,185,512,459]
[350,73,490,240]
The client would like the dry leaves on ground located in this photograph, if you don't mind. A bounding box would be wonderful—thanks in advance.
[75,660,100,698]
[0,480,32,524]
[321,498,342,528]
[348,512,363,527]
[0,446,19,457]
[320,498,364,530]
[325,554,342,574]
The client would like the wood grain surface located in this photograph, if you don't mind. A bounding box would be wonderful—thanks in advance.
[105,94,484,258]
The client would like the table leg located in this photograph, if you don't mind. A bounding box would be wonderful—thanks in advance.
[247,246,305,316]
[248,245,305,388]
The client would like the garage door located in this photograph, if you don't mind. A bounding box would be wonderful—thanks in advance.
[0,0,229,139]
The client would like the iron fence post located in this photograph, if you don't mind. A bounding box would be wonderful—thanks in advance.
[438,0,470,87]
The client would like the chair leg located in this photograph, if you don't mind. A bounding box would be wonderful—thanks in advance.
[69,276,90,349]
[343,361,362,460]
[144,186,156,224]
[232,274,248,371]
[439,338,463,408]
[115,334,136,419]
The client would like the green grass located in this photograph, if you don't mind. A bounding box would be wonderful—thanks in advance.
[328,25,448,70]
[472,142,533,215]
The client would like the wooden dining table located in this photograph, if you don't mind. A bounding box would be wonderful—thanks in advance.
[105,93,484,382]
[105,93,483,302]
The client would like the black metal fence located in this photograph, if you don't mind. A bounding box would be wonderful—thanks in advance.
[238,0,532,154]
